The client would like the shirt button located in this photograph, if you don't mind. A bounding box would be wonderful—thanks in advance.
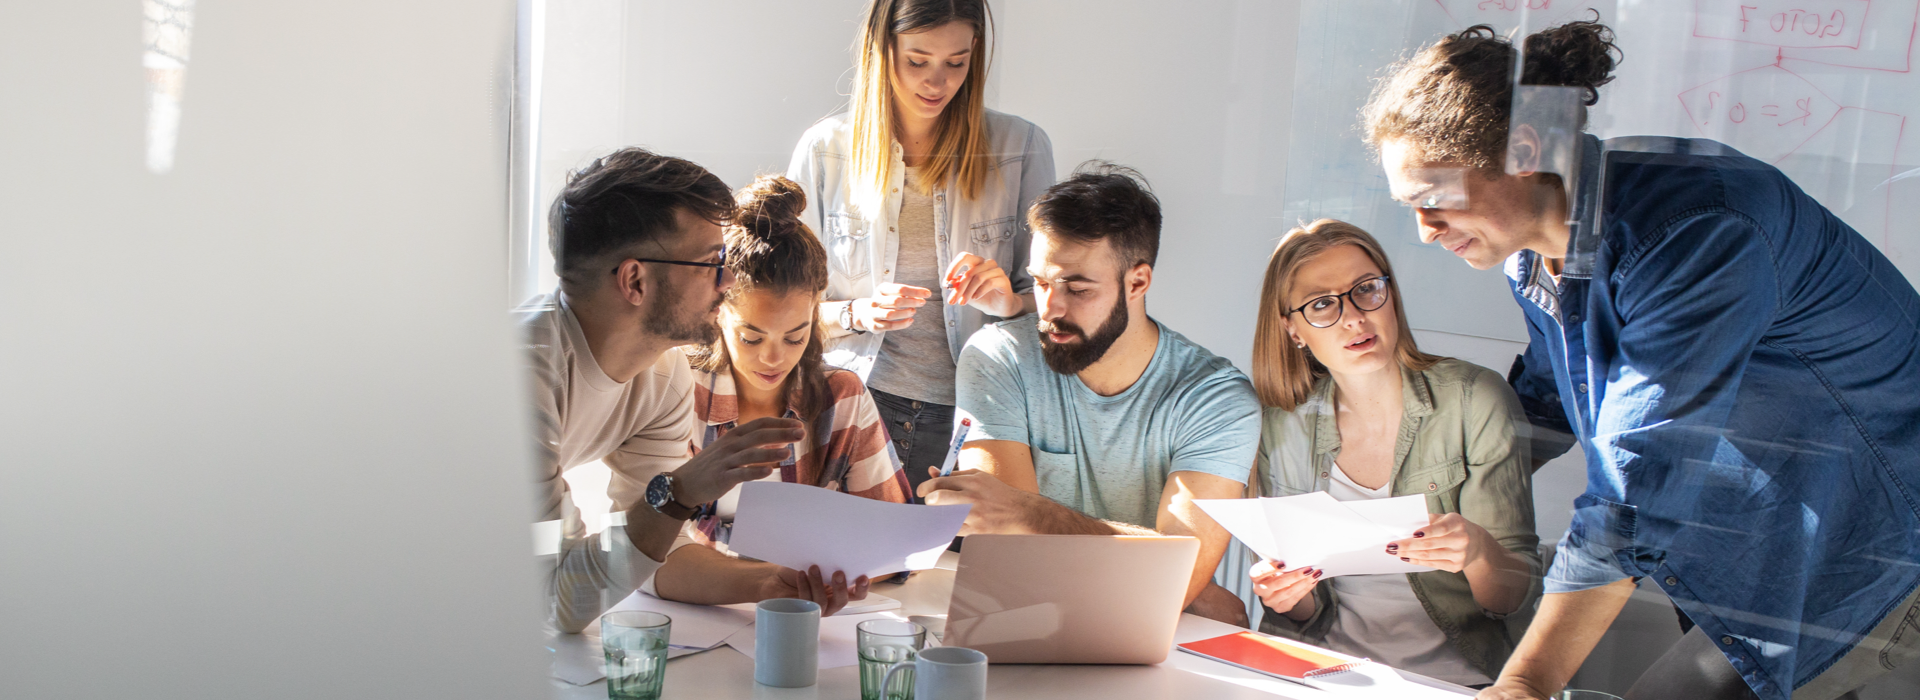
[1721,636,1735,646]
[1577,382,1589,393]
[1427,483,1438,491]
[884,268,891,275]
[1320,472,1329,479]
[903,421,913,431]
[892,188,898,193]
[1567,314,1580,323]
[889,226,896,232]
[948,321,956,328]
[1665,576,1678,586]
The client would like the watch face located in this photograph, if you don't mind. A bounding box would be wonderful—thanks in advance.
[646,474,672,507]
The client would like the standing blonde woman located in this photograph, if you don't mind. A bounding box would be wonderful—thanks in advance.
[1247,219,1538,687]
[788,0,1053,496]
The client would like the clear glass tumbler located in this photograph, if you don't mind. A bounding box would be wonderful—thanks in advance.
[602,610,671,700]
[857,619,927,700]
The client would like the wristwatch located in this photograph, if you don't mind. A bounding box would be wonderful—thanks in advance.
[644,473,698,520]
[840,300,867,334]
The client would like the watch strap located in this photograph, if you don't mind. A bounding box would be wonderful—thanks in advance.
[647,474,699,520]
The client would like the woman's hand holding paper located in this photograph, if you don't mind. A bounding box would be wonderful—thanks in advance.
[1249,559,1321,621]
[1385,512,1490,574]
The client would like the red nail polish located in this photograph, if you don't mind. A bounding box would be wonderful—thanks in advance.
[1312,569,1324,579]
[1414,532,1425,538]
[1400,557,1410,562]
[1386,544,1399,553]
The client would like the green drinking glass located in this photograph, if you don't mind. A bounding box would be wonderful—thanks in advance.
[857,619,927,700]
[602,611,671,700]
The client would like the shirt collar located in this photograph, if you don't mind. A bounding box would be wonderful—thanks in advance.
[1562,133,1605,279]
[694,365,798,427]
[1306,363,1434,456]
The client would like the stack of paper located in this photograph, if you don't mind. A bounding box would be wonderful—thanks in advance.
[1195,492,1434,577]
[728,481,970,579]
[548,591,912,684]
[721,610,919,670]
[548,590,756,685]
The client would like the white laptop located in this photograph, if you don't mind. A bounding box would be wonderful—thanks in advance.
[940,534,1200,664]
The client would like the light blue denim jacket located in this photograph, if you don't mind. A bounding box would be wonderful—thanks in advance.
[785,109,1054,380]
[1509,134,1920,699]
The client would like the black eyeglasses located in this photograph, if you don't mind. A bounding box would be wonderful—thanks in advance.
[613,246,729,287]
[1286,275,1391,328]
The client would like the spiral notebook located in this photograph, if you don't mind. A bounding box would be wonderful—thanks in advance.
[1174,631,1351,681]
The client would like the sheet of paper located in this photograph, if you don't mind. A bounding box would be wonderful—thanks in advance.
[721,611,908,670]
[605,589,756,650]
[727,481,970,579]
[1304,660,1475,698]
[1197,492,1434,578]
[720,592,901,617]
[547,622,716,686]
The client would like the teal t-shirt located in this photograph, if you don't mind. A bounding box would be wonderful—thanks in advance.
[954,318,1262,529]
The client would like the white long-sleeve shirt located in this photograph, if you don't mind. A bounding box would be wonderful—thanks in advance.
[522,291,697,633]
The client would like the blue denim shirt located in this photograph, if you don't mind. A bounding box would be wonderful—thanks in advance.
[1508,134,1920,699]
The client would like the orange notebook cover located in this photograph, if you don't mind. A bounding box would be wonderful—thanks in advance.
[1175,631,1352,680]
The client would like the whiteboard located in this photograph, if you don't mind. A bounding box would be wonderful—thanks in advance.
[1282,0,1920,342]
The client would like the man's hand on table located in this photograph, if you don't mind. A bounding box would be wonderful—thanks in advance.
[918,467,1044,535]
[1184,581,1251,627]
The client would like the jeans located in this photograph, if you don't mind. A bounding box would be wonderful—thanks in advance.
[869,388,957,504]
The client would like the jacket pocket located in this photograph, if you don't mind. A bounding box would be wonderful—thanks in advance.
[825,213,872,280]
[1405,457,1467,496]
[968,216,1019,246]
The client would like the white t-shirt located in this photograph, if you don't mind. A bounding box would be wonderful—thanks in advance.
[522,291,699,633]
[1321,462,1492,687]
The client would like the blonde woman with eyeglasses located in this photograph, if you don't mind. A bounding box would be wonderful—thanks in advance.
[1247,219,1539,688]
[787,0,1052,498]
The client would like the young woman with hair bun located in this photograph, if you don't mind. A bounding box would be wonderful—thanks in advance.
[647,175,912,616]
[788,0,1053,497]
[1368,18,1920,700]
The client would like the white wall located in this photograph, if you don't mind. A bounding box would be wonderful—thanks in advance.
[0,2,544,699]
[530,0,1299,371]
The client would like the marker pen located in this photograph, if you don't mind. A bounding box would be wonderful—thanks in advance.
[937,418,973,477]
[944,263,971,304]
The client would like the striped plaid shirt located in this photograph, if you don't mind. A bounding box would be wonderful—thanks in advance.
[688,364,910,542]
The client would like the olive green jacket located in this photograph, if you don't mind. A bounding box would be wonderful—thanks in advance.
[1253,359,1540,680]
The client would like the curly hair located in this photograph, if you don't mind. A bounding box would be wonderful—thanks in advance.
[1363,17,1620,172]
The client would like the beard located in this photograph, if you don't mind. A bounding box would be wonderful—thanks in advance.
[644,280,721,345]
[1037,292,1130,375]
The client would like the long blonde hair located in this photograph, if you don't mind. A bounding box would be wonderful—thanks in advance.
[849,0,993,213]
[1252,219,1443,410]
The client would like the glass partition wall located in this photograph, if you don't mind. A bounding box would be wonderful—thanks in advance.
[518,2,1920,698]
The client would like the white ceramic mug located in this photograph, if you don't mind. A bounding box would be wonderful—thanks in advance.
[881,645,987,700]
[753,598,820,688]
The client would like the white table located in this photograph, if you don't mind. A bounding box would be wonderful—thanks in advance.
[550,552,1472,699]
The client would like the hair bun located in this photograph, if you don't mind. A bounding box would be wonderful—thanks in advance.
[733,175,808,234]
[1522,18,1619,105]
